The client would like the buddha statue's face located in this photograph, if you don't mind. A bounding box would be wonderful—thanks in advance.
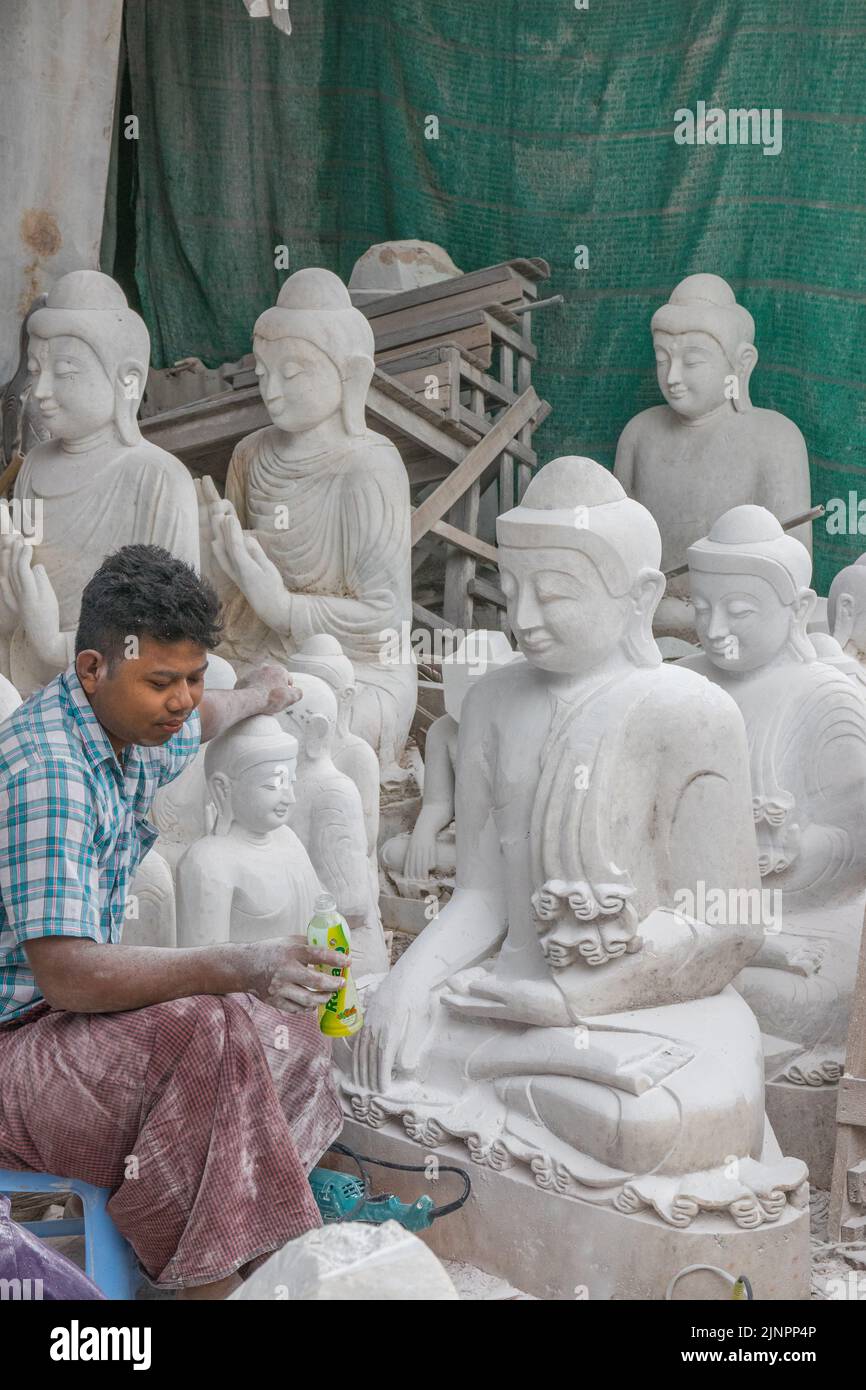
[225,754,297,834]
[653,330,731,420]
[28,334,116,442]
[498,546,628,675]
[690,570,794,672]
[253,336,343,434]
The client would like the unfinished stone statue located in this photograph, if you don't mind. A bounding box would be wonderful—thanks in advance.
[683,507,866,1180]
[281,672,389,978]
[151,653,237,872]
[122,849,176,950]
[828,554,866,694]
[341,458,807,1297]
[381,632,520,897]
[614,274,811,640]
[0,270,198,695]
[0,673,21,723]
[348,241,462,307]
[176,715,320,948]
[198,267,416,783]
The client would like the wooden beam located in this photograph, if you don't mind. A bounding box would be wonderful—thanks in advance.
[468,575,507,608]
[410,388,540,545]
[429,519,498,566]
[412,601,451,631]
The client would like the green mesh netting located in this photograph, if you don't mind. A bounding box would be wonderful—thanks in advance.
[107,0,866,594]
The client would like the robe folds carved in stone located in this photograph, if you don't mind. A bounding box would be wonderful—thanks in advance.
[218,428,416,771]
[9,440,199,694]
[344,661,807,1227]
[685,653,866,1083]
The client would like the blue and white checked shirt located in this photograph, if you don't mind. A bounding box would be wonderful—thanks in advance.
[0,665,200,1023]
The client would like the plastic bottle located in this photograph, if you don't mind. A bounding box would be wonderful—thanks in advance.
[306,892,364,1037]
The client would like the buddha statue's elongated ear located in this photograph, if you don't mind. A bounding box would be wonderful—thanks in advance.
[209,772,233,836]
[833,591,856,647]
[733,342,758,413]
[303,711,333,756]
[625,567,664,667]
[114,357,146,445]
[340,354,374,436]
[791,586,818,660]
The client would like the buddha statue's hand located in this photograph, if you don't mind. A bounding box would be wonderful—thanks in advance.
[211,509,292,633]
[403,816,439,882]
[7,539,66,668]
[353,969,434,1094]
[0,527,21,633]
[195,476,239,596]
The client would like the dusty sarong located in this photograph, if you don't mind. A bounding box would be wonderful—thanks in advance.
[0,992,342,1288]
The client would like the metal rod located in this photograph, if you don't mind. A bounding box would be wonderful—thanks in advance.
[511,294,564,315]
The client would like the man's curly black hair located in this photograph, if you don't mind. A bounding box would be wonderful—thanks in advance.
[75,544,223,669]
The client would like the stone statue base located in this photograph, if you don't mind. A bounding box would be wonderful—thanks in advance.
[332,1117,810,1300]
[765,1080,838,1191]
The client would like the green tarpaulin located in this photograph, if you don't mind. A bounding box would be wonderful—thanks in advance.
[105,0,866,593]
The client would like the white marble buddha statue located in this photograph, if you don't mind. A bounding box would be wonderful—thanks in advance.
[176,715,321,947]
[344,457,806,1231]
[614,274,811,640]
[281,671,389,978]
[828,555,866,694]
[1,270,199,695]
[682,508,866,1090]
[381,631,521,894]
[198,267,416,784]
[150,653,237,872]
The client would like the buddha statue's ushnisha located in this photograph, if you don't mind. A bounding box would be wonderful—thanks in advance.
[198,268,416,785]
[343,457,807,1232]
[683,507,866,1095]
[614,274,811,640]
[1,271,199,694]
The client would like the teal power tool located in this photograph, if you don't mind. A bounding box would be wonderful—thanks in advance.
[310,1141,471,1233]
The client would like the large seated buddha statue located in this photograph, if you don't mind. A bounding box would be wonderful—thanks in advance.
[614,274,811,641]
[198,268,416,784]
[0,271,199,695]
[343,457,807,1238]
[683,509,866,1131]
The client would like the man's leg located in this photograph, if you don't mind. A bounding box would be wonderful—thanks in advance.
[0,993,340,1289]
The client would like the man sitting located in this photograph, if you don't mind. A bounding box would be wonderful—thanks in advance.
[0,544,347,1299]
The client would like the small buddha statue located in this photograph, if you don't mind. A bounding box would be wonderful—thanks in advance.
[281,671,389,978]
[150,653,238,872]
[176,715,321,947]
[381,631,521,895]
[1,271,199,695]
[614,274,811,640]
[828,555,866,694]
[197,267,416,784]
[345,457,807,1236]
[683,507,866,1100]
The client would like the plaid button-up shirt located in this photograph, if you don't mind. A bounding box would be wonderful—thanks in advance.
[0,666,200,1023]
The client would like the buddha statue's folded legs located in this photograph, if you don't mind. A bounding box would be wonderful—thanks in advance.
[342,978,806,1229]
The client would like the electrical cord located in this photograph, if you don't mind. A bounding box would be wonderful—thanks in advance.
[326,1140,472,1222]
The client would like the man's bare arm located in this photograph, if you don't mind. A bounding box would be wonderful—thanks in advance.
[198,663,300,743]
[24,935,347,1015]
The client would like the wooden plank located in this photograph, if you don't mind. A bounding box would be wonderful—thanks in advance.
[366,382,469,467]
[362,263,525,321]
[412,601,451,631]
[837,1077,866,1128]
[376,323,493,370]
[468,575,507,608]
[443,380,486,629]
[455,405,538,466]
[430,520,498,566]
[483,311,538,360]
[410,388,540,545]
[373,306,491,352]
[363,276,525,337]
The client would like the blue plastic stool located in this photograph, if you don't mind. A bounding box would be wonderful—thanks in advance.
[0,1168,140,1299]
